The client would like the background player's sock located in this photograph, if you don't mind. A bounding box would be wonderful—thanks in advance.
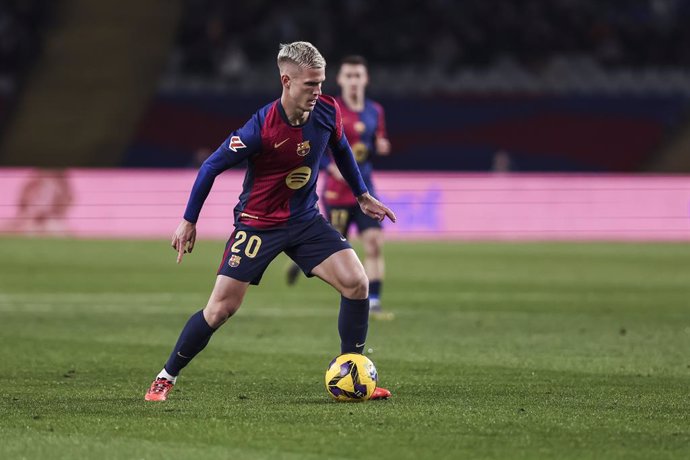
[338,296,369,354]
[369,280,382,309]
[163,310,216,376]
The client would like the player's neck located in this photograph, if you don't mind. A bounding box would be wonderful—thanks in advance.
[280,95,310,126]
[342,92,365,112]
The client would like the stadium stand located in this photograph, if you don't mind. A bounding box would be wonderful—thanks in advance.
[119,0,690,172]
[1,1,689,171]
[0,0,52,130]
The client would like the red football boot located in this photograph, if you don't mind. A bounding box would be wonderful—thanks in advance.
[371,386,392,400]
[145,377,174,401]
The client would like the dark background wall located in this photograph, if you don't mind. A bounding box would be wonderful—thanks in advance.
[124,91,688,172]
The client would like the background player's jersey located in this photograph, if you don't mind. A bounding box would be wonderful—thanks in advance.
[183,95,367,229]
[323,97,387,207]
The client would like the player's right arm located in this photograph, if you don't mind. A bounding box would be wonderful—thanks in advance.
[172,113,263,263]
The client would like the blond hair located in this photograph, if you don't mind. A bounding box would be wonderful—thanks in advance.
[277,41,326,70]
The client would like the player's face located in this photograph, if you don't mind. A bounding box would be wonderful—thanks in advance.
[285,66,325,112]
[337,64,368,95]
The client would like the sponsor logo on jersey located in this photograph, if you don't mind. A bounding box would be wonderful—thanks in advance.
[296,140,311,156]
[285,166,312,190]
[228,255,241,267]
[228,136,246,152]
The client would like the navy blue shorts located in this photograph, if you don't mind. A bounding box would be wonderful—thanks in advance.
[324,204,382,238]
[217,215,351,285]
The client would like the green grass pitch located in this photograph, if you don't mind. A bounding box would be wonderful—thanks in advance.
[1,238,689,459]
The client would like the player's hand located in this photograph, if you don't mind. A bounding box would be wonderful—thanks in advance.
[357,193,396,223]
[376,138,391,156]
[171,219,197,264]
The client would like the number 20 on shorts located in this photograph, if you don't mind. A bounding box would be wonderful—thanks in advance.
[231,231,262,258]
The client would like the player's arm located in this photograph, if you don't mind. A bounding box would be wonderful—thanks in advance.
[373,102,391,156]
[172,115,261,263]
[329,134,396,223]
[320,151,344,181]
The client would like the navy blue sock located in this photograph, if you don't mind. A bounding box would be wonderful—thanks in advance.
[369,280,382,301]
[338,296,369,354]
[164,310,216,376]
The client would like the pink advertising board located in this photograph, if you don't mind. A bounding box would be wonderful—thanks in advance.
[1,168,689,240]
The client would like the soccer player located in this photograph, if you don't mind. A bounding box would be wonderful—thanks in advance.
[286,55,392,319]
[145,42,396,402]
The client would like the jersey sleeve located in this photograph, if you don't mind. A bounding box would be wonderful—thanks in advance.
[183,113,263,223]
[374,102,388,140]
[328,101,368,196]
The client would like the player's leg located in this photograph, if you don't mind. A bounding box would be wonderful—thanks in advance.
[354,206,392,319]
[145,276,249,401]
[285,260,302,286]
[146,226,283,401]
[165,275,248,373]
[285,205,351,286]
[361,227,384,307]
[311,248,370,353]
[286,216,391,399]
[285,216,367,353]
[310,250,391,399]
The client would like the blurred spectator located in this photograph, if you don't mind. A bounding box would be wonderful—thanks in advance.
[167,0,690,87]
[492,151,513,173]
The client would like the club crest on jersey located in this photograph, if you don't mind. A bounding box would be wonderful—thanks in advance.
[228,136,246,152]
[296,140,311,156]
[354,121,366,134]
[228,255,241,267]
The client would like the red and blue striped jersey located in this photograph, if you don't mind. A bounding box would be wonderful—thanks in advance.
[323,97,387,206]
[183,95,368,229]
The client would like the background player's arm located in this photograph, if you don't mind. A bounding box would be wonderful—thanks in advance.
[329,100,395,222]
[321,153,344,181]
[374,102,391,156]
[329,135,396,223]
[376,137,391,156]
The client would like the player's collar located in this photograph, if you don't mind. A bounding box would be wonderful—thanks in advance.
[277,100,312,128]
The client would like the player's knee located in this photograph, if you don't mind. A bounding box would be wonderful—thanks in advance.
[340,271,369,299]
[363,231,383,258]
[205,294,243,327]
[365,240,382,259]
[204,301,239,328]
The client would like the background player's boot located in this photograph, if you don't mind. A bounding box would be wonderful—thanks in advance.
[369,299,394,320]
[145,377,174,401]
[371,386,392,400]
[285,262,301,286]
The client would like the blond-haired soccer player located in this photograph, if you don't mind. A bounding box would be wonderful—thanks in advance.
[287,55,393,319]
[145,42,395,401]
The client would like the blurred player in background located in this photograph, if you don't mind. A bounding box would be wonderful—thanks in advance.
[144,42,395,402]
[286,55,393,320]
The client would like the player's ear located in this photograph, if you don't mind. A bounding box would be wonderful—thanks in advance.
[281,73,290,89]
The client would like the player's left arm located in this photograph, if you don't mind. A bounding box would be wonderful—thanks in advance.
[373,102,391,156]
[329,135,395,223]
